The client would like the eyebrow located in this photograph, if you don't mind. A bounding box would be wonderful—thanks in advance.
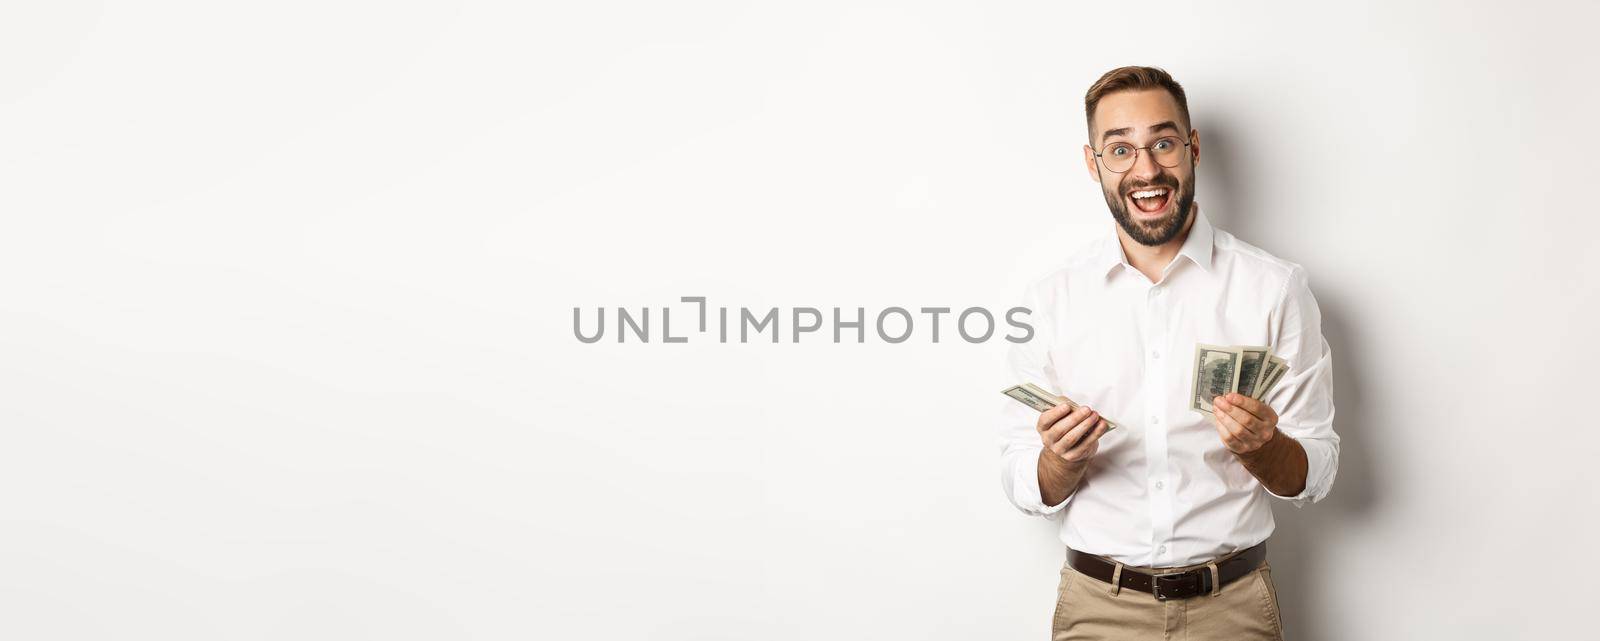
[1101,120,1182,143]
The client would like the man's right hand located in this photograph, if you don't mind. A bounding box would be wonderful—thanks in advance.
[1037,403,1109,465]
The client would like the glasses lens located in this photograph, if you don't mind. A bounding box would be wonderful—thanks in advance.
[1151,136,1186,168]
[1102,142,1136,172]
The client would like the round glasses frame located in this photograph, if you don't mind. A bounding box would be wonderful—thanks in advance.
[1093,135,1194,174]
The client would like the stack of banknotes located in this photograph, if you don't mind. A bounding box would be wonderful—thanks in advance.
[1000,383,1120,431]
[1190,344,1289,414]
[1001,344,1289,426]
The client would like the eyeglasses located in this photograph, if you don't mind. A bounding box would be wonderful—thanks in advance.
[1093,135,1193,174]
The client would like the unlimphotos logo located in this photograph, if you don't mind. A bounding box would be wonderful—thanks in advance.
[574,297,1034,344]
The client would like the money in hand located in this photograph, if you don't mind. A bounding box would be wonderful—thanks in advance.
[1191,344,1243,414]
[1001,383,1118,431]
[1234,345,1273,399]
[1191,344,1290,414]
[1253,355,1288,400]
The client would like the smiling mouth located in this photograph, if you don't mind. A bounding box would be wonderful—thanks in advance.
[1126,186,1172,215]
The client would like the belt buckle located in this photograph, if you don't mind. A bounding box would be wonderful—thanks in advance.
[1151,572,1189,601]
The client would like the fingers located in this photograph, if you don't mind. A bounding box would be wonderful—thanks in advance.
[1213,394,1269,436]
[1042,406,1098,457]
[1213,406,1249,450]
[1216,393,1276,424]
[1212,402,1276,454]
[1035,402,1078,434]
[1060,419,1110,462]
[1047,405,1097,443]
[1057,411,1102,452]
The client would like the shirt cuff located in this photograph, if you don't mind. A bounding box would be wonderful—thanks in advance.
[1264,436,1336,507]
[1013,449,1072,517]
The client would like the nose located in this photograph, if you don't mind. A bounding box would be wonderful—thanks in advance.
[1128,147,1163,181]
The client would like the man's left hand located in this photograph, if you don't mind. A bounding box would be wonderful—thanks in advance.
[1211,393,1278,454]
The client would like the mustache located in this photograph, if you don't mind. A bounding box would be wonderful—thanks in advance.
[1120,176,1179,197]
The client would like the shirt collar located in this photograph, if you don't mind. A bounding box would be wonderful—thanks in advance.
[1097,205,1215,279]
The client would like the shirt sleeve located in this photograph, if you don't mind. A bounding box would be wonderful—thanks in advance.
[1261,265,1340,507]
[998,282,1070,518]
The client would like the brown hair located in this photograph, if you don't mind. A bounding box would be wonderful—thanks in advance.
[1084,66,1190,140]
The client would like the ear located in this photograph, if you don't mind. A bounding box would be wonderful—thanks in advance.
[1083,144,1101,183]
[1188,128,1201,169]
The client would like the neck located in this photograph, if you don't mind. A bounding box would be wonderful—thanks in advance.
[1115,202,1197,282]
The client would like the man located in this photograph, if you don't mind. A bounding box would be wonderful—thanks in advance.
[999,66,1339,640]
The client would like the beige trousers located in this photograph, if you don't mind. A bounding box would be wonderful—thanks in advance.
[1051,553,1285,640]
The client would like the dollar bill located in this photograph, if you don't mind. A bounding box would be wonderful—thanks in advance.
[1234,345,1273,399]
[1001,383,1118,430]
[1001,383,1057,412]
[1252,355,1289,400]
[1190,344,1244,414]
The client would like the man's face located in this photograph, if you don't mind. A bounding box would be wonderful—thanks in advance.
[1082,89,1200,247]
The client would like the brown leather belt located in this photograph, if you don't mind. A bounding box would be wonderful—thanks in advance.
[1066,542,1267,601]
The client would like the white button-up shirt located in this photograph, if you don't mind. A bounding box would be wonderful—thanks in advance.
[999,206,1339,567]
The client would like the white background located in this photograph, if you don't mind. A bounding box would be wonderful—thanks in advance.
[2,1,1597,639]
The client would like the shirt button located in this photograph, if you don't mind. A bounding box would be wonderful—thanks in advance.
[1151,416,1160,424]
[1151,350,1161,359]
[1155,481,1164,490]
[1158,545,1167,555]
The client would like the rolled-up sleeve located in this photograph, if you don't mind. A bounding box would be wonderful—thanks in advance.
[999,283,1070,518]
[1262,265,1340,507]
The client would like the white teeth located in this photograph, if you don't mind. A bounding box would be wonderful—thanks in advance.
[1131,189,1168,199]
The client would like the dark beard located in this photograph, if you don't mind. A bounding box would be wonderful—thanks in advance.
[1103,171,1195,247]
